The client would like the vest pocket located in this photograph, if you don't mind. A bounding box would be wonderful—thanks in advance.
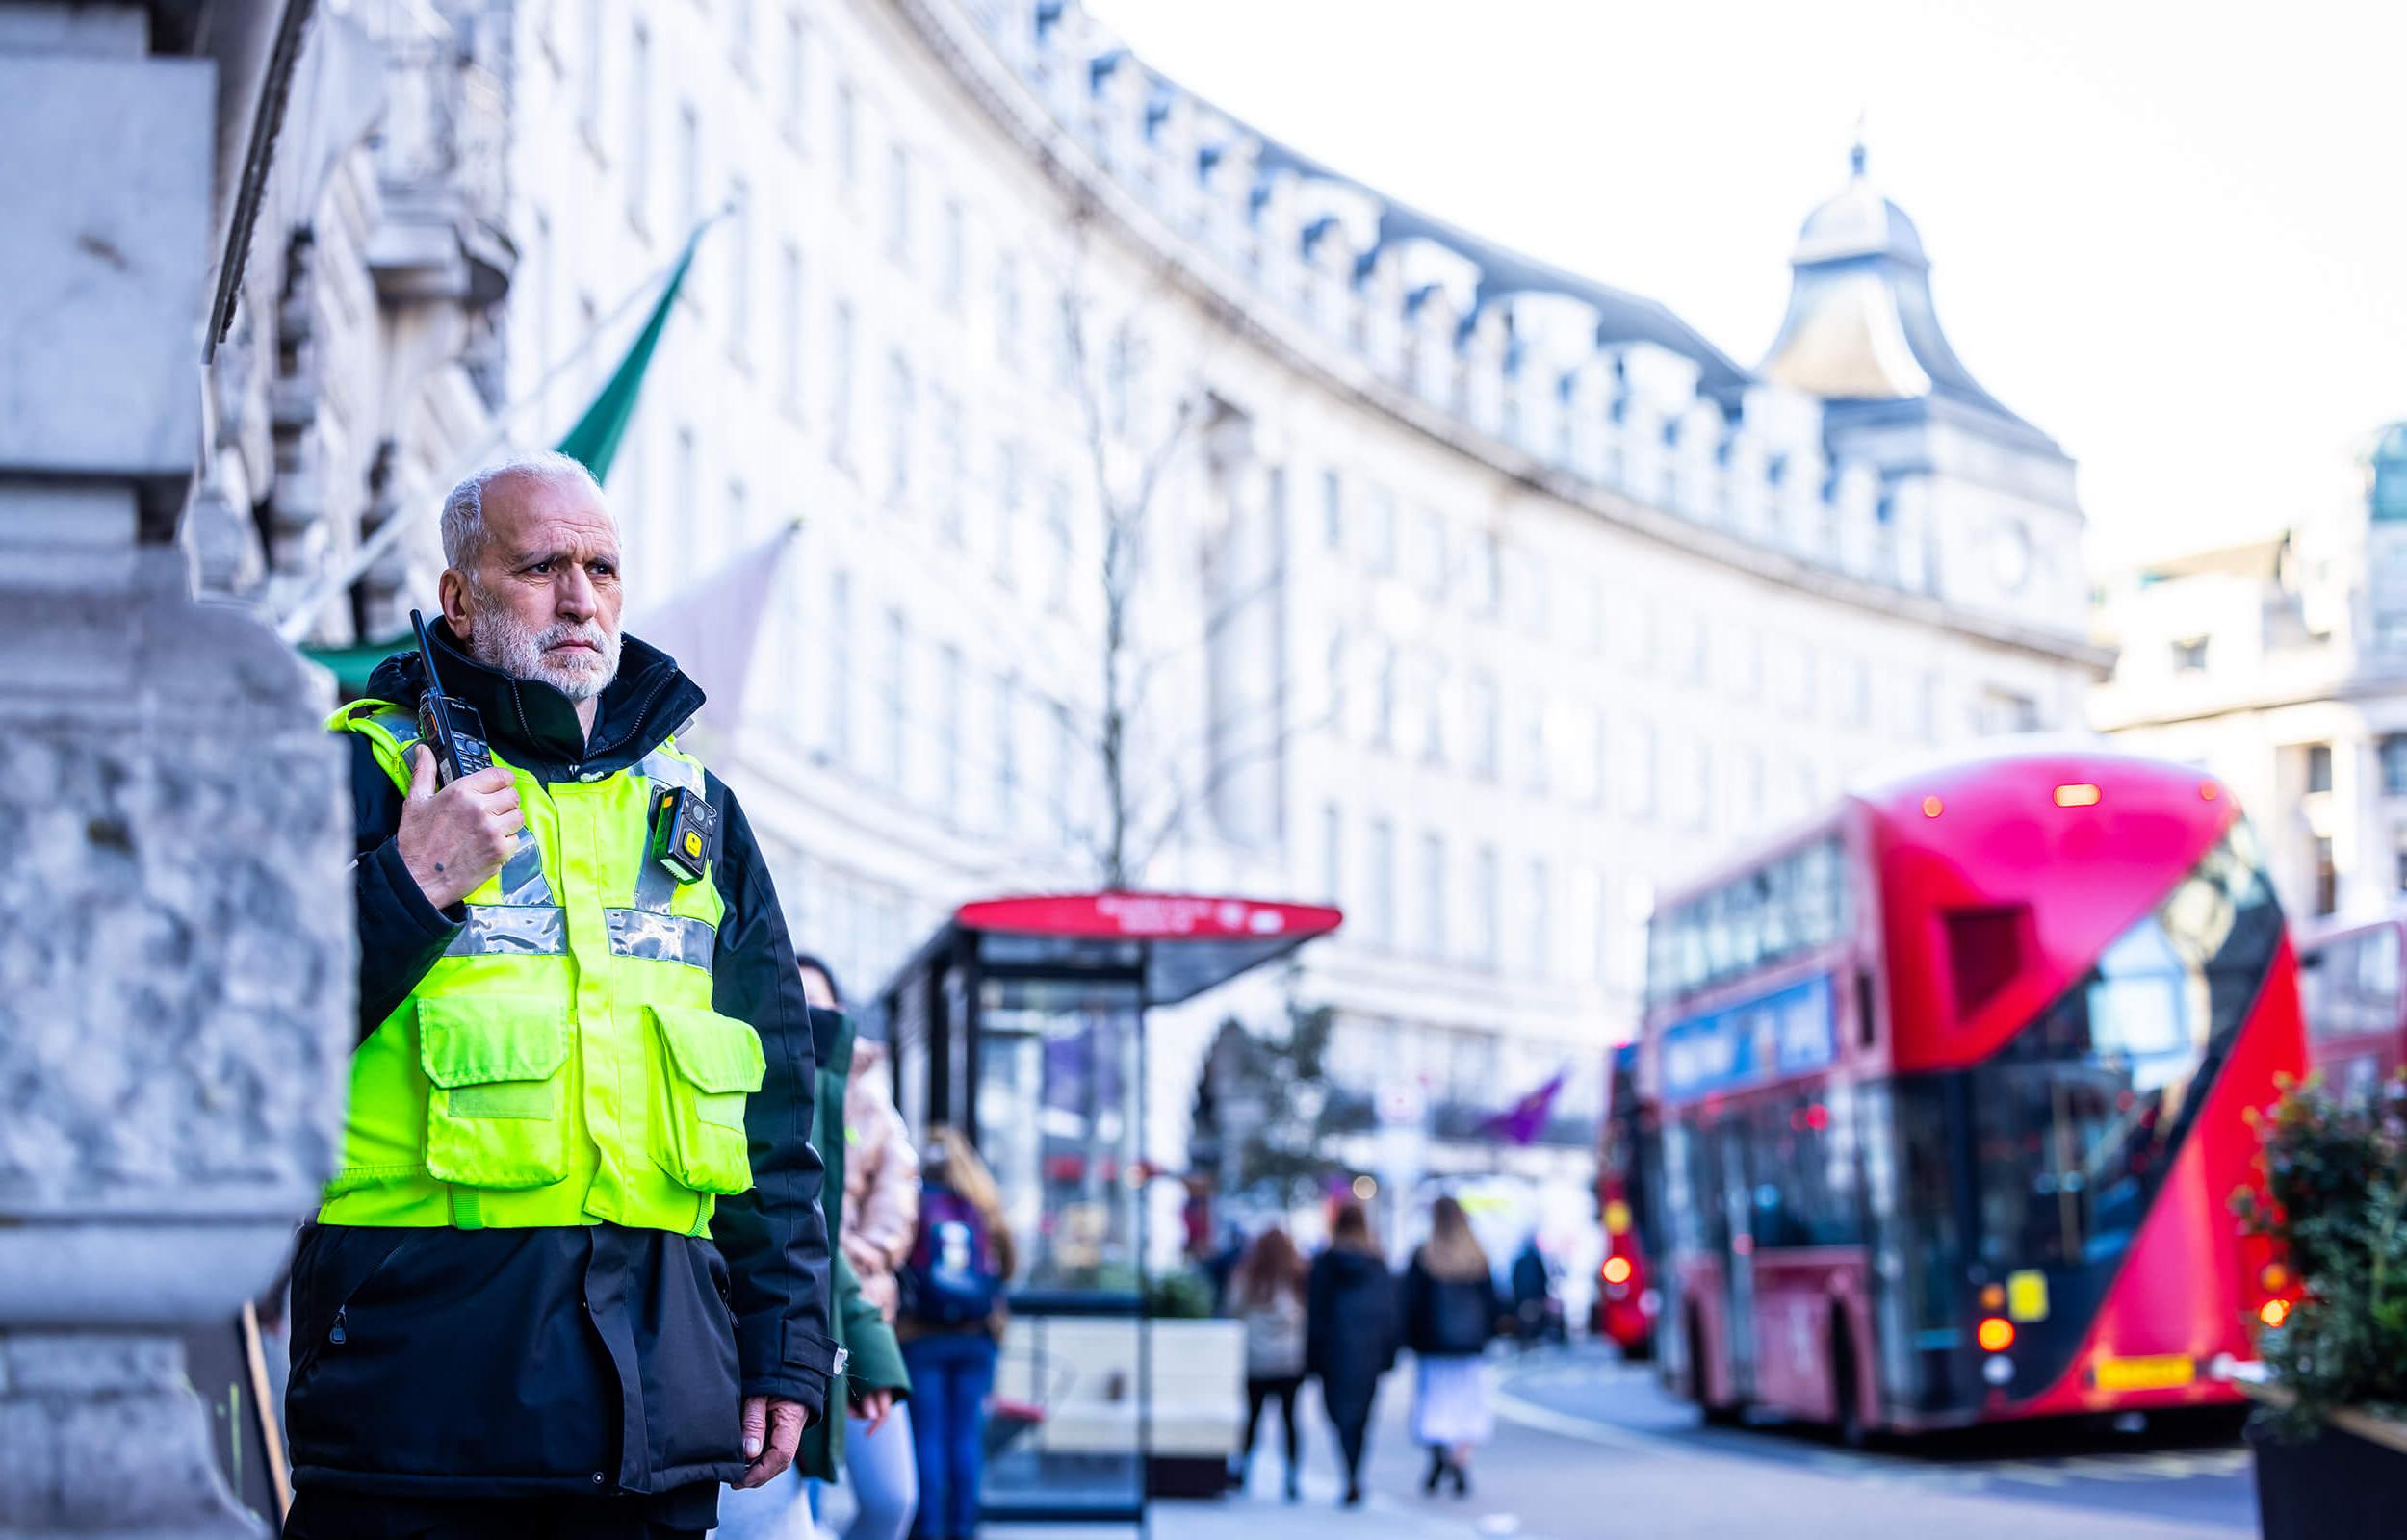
[418,997,572,1189]
[647,1004,766,1194]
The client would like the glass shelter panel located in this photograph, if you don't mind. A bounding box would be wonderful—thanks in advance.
[973,973,1146,1521]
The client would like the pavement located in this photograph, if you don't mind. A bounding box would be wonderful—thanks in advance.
[1119,1346,2260,1540]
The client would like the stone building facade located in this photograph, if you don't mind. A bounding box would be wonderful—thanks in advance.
[490,0,2104,1190]
[2095,425,2407,927]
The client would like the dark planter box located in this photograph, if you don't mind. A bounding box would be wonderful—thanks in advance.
[2248,1414,2407,1540]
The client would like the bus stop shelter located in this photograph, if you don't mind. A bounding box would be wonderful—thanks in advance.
[871,891,1342,1532]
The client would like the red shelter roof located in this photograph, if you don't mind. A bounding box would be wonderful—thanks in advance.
[949,891,1342,1004]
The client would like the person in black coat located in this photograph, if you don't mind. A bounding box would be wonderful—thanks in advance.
[1400,1197,1502,1498]
[1305,1201,1398,1508]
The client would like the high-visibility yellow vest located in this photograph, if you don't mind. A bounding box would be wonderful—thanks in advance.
[320,699,765,1234]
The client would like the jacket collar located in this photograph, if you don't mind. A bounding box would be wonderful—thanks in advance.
[810,1008,857,1078]
[362,619,707,780]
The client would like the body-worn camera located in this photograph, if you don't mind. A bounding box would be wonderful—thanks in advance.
[648,784,717,885]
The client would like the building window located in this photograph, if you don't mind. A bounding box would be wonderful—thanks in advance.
[1414,508,1446,599]
[1627,720,1658,819]
[578,0,603,144]
[1321,469,1343,551]
[1417,653,1446,764]
[1473,845,1499,968]
[825,570,852,761]
[1367,819,1395,948]
[2316,834,2338,916]
[1046,479,1074,605]
[1051,703,1075,850]
[827,300,854,468]
[885,141,913,264]
[780,13,805,142]
[994,252,1021,362]
[882,607,906,784]
[884,352,914,503]
[624,25,650,226]
[938,197,965,310]
[935,391,964,543]
[994,441,1022,585]
[936,643,962,816]
[1470,532,1501,616]
[1528,857,1552,979]
[728,0,754,75]
[670,426,696,596]
[725,180,750,355]
[666,106,699,264]
[1419,832,1447,958]
[993,673,1019,827]
[2309,743,2335,794]
[834,81,858,192]
[2173,636,2210,673]
[2384,734,2407,795]
[1469,669,1499,782]
[1372,642,1397,749]
[1366,485,1397,573]
[1522,698,1549,796]
[1321,803,1343,906]
[777,244,802,408]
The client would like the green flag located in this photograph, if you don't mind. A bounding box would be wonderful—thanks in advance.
[554,226,702,482]
[305,224,705,695]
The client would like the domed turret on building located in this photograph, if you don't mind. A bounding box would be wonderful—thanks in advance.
[1758,139,2084,633]
[1761,141,2041,447]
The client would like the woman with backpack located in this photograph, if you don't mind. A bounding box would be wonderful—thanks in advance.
[1401,1195,1502,1499]
[897,1127,1015,1540]
[1227,1226,1309,1502]
[1305,1201,1398,1508]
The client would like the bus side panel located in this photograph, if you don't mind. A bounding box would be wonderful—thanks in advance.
[1746,1249,1872,1424]
[2013,950,2306,1418]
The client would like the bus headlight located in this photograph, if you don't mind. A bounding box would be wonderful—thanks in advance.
[1977,1317,2016,1352]
[1982,1355,2015,1386]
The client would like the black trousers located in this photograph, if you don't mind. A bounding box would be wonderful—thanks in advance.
[1326,1386,1379,1486]
[1241,1374,1303,1470]
[283,1485,719,1539]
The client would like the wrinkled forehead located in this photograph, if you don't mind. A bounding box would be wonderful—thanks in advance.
[482,471,620,560]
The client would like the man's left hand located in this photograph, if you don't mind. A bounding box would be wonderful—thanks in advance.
[733,1395,812,1488]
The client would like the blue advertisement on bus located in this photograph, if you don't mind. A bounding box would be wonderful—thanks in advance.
[1659,972,1837,1103]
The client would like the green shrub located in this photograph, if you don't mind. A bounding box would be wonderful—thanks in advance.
[2236,1075,2407,1435]
[1146,1268,1217,1320]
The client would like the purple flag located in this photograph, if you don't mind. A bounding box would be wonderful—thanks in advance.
[1477,1072,1566,1146]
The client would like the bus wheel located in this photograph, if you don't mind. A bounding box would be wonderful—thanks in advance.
[1830,1310,1869,1450]
[1690,1314,1742,1426]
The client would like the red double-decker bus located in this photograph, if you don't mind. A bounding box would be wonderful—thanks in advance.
[1639,748,2304,1440]
[1593,1041,1659,1358]
[2296,914,2407,1097]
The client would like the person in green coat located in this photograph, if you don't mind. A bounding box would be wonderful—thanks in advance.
[717,963,915,1539]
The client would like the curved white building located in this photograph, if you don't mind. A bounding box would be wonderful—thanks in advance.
[497,0,2104,1182]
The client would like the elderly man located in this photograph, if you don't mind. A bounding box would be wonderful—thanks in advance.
[284,452,836,1539]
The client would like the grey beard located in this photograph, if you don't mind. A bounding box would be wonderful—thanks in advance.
[464,587,622,702]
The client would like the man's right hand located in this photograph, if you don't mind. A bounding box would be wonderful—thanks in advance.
[395,745,521,910]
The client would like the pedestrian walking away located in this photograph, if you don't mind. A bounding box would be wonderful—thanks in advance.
[1510,1232,1561,1350]
[1227,1225,1310,1501]
[1403,1195,1502,1499]
[1306,1201,1400,1508]
[897,1127,1016,1540]
[282,454,838,1539]
[717,955,917,1540]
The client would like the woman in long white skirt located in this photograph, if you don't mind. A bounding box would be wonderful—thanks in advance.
[1399,1196,1502,1497]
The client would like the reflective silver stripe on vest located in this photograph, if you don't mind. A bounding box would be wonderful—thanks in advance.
[446,905,569,958]
[630,748,708,915]
[605,908,716,970]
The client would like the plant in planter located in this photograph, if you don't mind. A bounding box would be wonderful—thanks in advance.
[2233,1074,2407,1540]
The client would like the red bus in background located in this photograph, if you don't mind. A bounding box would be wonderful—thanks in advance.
[1594,1041,1659,1358]
[2295,914,2407,1098]
[1639,748,2304,1441]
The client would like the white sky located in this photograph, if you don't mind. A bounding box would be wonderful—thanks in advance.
[1085,0,2407,572]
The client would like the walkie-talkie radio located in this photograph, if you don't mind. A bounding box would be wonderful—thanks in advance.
[411,608,494,785]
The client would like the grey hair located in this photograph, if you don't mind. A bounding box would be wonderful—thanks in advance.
[439,450,607,571]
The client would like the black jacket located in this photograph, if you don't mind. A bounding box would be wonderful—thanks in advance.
[1306,1248,1398,1425]
[1401,1250,1502,1360]
[287,623,836,1502]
